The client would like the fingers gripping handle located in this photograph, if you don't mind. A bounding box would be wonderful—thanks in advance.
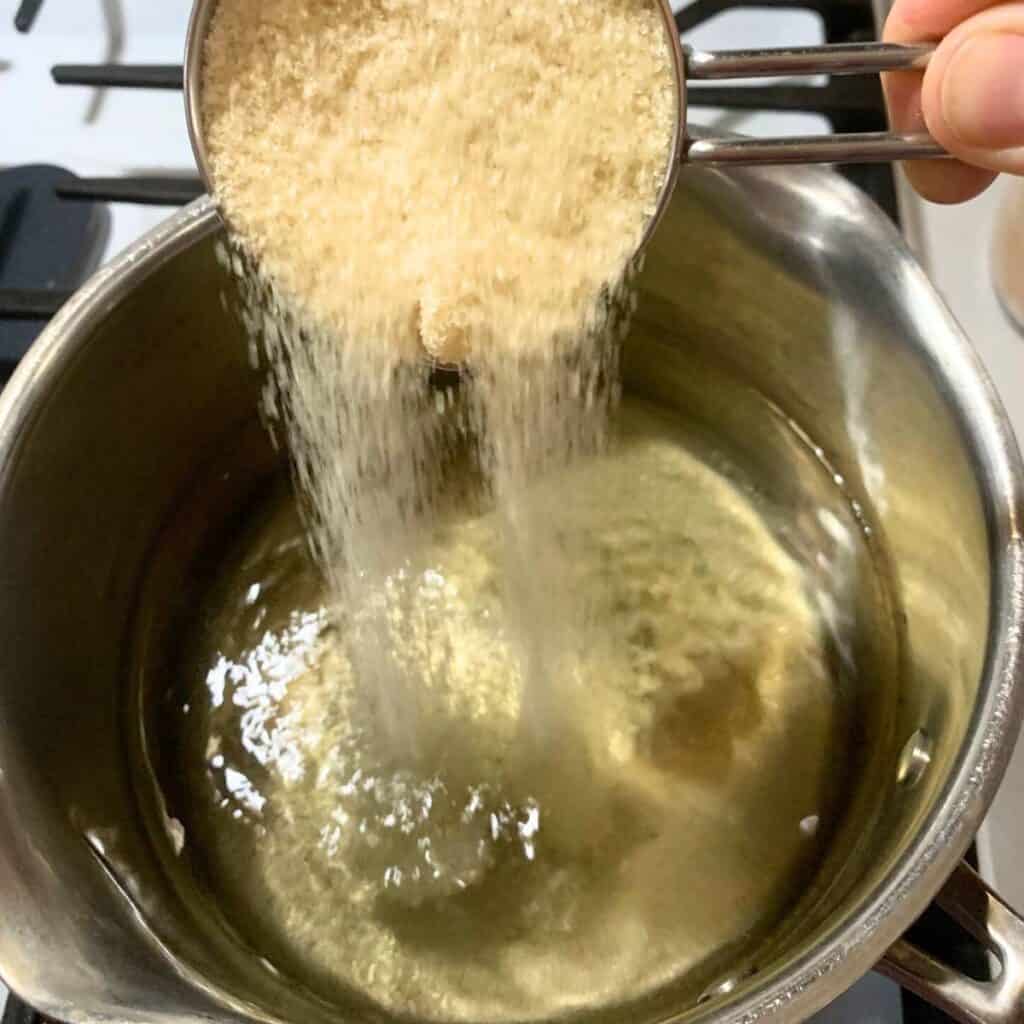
[683,41,946,166]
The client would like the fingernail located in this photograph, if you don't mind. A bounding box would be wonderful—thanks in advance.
[942,33,1024,150]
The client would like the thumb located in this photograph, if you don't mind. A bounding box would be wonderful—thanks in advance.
[923,4,1024,175]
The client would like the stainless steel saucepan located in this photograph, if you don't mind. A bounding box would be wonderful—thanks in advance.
[184,0,947,250]
[1,154,1024,1024]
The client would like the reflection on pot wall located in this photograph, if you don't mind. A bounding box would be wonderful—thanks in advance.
[994,180,1024,336]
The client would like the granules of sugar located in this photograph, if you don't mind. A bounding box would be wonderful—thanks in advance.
[201,0,676,363]
[203,0,675,773]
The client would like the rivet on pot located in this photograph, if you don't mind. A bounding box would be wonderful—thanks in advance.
[897,728,933,789]
[696,965,758,1005]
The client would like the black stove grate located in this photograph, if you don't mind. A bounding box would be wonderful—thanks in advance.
[12,0,43,33]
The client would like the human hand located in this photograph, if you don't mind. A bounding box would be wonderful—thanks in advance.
[883,0,1024,203]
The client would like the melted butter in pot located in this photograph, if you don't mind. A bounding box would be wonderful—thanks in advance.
[160,400,855,1022]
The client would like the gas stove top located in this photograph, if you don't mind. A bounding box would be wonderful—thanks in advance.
[1,2,1021,1023]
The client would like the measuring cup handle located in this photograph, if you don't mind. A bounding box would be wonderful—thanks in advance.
[686,41,935,80]
[683,42,946,167]
[685,133,947,166]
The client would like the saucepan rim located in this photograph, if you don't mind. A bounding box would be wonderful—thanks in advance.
[0,185,1021,1022]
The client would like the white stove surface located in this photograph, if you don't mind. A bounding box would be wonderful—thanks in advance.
[4,1,194,261]
[1,2,1021,1022]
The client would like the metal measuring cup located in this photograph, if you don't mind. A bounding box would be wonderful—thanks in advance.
[184,0,942,253]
